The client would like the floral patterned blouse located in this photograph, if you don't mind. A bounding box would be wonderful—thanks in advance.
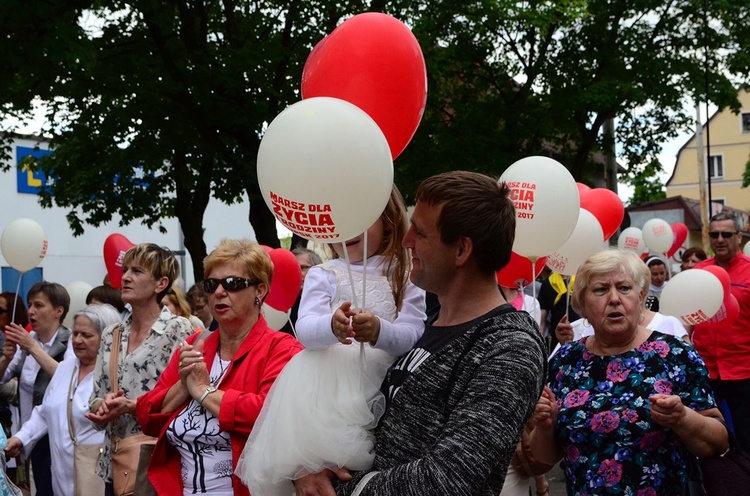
[89,307,194,481]
[549,331,716,496]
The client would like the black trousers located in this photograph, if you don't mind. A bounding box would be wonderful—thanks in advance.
[710,377,750,453]
[30,434,53,496]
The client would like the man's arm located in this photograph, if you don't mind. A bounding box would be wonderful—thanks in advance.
[337,326,546,495]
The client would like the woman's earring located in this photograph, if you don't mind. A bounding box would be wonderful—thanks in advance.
[254,296,260,305]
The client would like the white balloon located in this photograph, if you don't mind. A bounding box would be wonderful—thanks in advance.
[546,210,605,276]
[499,156,579,261]
[1,218,48,273]
[257,97,394,243]
[660,269,724,326]
[642,218,674,254]
[263,305,290,331]
[617,227,645,253]
[744,242,750,256]
[64,281,94,328]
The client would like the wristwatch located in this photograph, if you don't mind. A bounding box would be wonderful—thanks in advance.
[198,386,217,406]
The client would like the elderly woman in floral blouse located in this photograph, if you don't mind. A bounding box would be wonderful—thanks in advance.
[87,244,194,495]
[530,250,727,496]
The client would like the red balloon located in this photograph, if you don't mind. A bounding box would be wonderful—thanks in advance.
[103,234,135,289]
[703,294,740,329]
[265,248,302,312]
[496,252,548,288]
[701,265,731,300]
[301,13,427,159]
[667,222,688,258]
[579,188,624,242]
[576,182,591,198]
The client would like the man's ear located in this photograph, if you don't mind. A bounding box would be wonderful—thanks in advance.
[455,237,474,267]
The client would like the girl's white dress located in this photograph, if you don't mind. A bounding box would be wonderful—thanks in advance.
[236,256,425,496]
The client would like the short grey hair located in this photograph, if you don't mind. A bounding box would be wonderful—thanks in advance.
[571,250,649,316]
[74,304,122,334]
[292,246,323,266]
[709,212,741,232]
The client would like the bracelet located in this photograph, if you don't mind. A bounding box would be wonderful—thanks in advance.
[198,386,217,405]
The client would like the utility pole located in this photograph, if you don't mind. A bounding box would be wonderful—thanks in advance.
[695,104,710,252]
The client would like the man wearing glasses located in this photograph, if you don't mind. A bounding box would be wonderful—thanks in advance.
[692,212,750,451]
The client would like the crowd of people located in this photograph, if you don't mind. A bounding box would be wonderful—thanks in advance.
[0,171,747,496]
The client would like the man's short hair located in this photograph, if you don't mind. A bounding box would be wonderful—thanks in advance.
[186,284,208,306]
[709,212,741,232]
[415,170,515,275]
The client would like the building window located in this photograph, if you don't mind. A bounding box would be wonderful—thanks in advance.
[708,155,724,179]
[742,112,750,133]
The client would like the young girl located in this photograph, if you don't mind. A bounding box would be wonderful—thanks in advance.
[236,186,426,496]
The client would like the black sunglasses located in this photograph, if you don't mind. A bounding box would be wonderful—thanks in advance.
[708,231,738,239]
[203,277,259,294]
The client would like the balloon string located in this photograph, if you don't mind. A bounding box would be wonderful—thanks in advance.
[532,260,538,304]
[339,239,367,384]
[565,276,572,320]
[664,252,673,280]
[341,242,360,310]
[359,230,368,380]
[517,282,526,312]
[12,274,22,324]
[361,229,367,311]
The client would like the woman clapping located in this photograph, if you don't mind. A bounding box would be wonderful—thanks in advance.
[136,239,303,496]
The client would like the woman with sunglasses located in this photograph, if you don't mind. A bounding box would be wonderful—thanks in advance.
[86,243,194,496]
[136,239,303,496]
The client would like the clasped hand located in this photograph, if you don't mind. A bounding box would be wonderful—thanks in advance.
[85,390,135,426]
[177,339,210,398]
[331,302,380,346]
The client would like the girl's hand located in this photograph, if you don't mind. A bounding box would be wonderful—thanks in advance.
[331,302,356,345]
[532,386,559,431]
[351,309,381,345]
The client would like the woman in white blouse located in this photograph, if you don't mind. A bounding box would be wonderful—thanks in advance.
[5,304,121,495]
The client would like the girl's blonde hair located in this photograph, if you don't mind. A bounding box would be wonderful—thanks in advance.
[380,185,410,310]
[327,185,410,309]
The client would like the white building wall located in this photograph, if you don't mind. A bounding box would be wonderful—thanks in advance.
[1,136,256,292]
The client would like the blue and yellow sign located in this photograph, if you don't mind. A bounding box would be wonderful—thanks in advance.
[17,146,52,195]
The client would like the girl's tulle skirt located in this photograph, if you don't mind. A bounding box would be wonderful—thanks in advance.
[236,344,395,496]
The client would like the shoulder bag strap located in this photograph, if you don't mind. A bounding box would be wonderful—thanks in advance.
[67,365,78,445]
[110,324,122,393]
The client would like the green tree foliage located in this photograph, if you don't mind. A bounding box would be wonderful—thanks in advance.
[622,159,667,206]
[1,0,369,280]
[2,0,749,278]
[393,0,747,200]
